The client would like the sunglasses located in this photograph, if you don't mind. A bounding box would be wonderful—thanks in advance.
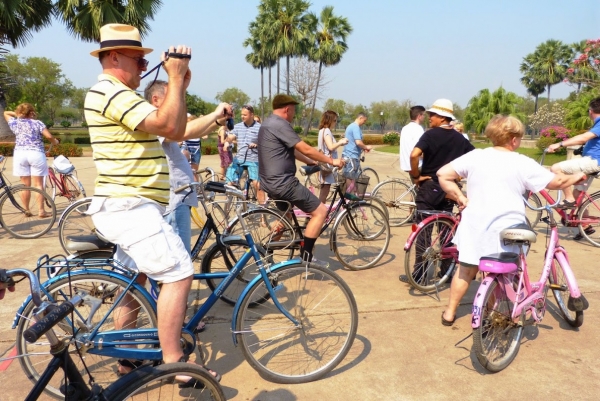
[116,52,149,69]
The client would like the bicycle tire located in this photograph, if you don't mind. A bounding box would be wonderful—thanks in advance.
[473,278,523,372]
[58,198,97,254]
[332,202,390,270]
[371,178,416,226]
[404,217,456,292]
[0,186,56,238]
[364,195,390,221]
[226,207,296,263]
[239,169,257,201]
[235,263,358,383]
[44,169,57,201]
[16,273,157,399]
[104,362,225,401]
[361,167,379,192]
[576,191,600,247]
[525,192,542,230]
[200,238,269,306]
[53,174,87,216]
[548,257,584,327]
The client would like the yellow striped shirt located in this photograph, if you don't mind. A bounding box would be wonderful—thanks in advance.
[84,74,169,205]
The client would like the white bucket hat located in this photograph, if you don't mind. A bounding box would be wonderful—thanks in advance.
[90,24,153,57]
[427,99,455,120]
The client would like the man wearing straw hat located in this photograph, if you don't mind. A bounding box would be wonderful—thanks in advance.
[400,98,474,283]
[84,24,220,382]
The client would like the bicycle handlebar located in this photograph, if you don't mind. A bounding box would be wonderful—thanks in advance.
[174,181,244,199]
[23,301,75,343]
[524,190,562,211]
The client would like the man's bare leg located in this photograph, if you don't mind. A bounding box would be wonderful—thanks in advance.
[158,276,193,364]
[550,164,575,202]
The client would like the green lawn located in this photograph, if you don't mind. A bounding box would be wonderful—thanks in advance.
[377,142,566,166]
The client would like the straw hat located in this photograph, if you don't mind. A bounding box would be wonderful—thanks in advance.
[90,24,153,57]
[427,99,455,120]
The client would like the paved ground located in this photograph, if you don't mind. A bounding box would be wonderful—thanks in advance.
[0,152,599,400]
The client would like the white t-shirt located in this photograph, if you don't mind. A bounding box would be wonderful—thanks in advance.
[451,148,554,265]
[399,121,424,171]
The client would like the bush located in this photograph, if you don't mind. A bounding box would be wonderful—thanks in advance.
[362,135,384,145]
[60,120,71,128]
[42,119,54,129]
[201,145,219,155]
[293,126,303,134]
[383,131,400,145]
[536,136,558,153]
[535,126,572,155]
[0,143,82,157]
[81,121,88,128]
[74,137,91,145]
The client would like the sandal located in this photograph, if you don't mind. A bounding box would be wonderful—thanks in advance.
[574,226,595,241]
[38,211,52,218]
[117,359,145,376]
[171,356,221,388]
[557,200,577,210]
[23,210,33,217]
[441,311,456,327]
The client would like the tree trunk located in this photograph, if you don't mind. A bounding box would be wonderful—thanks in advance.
[276,59,280,94]
[268,64,272,103]
[286,55,290,95]
[0,103,15,142]
[304,62,323,137]
[547,84,551,103]
[534,94,539,114]
[260,66,265,120]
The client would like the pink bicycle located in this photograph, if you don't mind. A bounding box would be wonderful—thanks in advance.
[471,192,589,372]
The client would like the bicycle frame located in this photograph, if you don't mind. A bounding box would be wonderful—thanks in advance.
[534,187,600,226]
[403,211,459,256]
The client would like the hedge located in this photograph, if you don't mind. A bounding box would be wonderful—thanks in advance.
[0,143,82,157]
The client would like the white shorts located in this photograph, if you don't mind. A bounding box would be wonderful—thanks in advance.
[89,197,193,283]
[557,156,600,175]
[13,149,48,177]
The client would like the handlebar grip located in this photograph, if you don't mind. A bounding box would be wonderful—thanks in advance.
[23,302,74,343]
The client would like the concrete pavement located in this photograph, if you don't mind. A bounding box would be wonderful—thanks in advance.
[0,152,599,400]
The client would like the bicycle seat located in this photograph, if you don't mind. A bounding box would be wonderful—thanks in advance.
[300,165,321,176]
[64,234,113,252]
[500,223,537,244]
[479,252,519,274]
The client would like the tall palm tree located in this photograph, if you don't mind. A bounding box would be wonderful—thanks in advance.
[304,6,352,135]
[464,87,524,134]
[54,0,163,42]
[520,54,546,114]
[525,39,573,103]
[244,23,277,118]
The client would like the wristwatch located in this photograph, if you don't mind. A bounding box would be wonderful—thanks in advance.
[215,120,222,126]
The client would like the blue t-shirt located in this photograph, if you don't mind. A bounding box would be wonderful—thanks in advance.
[583,116,600,161]
[342,122,362,159]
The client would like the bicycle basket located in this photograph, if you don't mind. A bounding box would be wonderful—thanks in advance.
[354,174,370,200]
[53,155,75,174]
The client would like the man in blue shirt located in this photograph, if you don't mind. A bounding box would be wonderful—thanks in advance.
[342,113,372,179]
[548,96,600,240]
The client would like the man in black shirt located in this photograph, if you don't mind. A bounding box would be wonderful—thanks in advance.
[258,94,345,268]
[401,98,474,283]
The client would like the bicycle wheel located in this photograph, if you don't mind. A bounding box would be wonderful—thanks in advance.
[16,273,157,399]
[235,263,358,383]
[364,195,390,221]
[238,169,258,201]
[200,238,268,306]
[44,169,57,200]
[473,278,523,372]
[361,167,379,192]
[371,179,416,226]
[404,217,456,292]
[525,192,542,230]
[226,207,296,263]
[332,203,390,270]
[576,192,600,247]
[0,186,56,238]
[58,198,96,254]
[190,202,230,252]
[104,362,225,401]
[548,257,584,327]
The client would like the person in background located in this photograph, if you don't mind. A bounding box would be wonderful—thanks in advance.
[317,110,348,203]
[341,113,372,181]
[217,121,233,177]
[4,103,59,217]
[254,115,262,124]
[453,122,469,141]
[181,114,207,181]
[399,105,426,174]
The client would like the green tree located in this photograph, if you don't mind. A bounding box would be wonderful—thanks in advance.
[565,88,600,131]
[304,5,352,135]
[186,92,212,117]
[322,98,347,118]
[215,87,250,118]
[566,39,600,92]
[464,87,524,134]
[523,39,573,103]
[244,34,276,120]
[0,0,53,47]
[520,54,546,114]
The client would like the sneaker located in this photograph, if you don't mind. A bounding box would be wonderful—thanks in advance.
[308,257,330,269]
[574,226,595,241]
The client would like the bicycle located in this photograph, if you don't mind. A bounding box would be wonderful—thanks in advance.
[0,155,56,238]
[43,155,86,214]
[371,178,417,226]
[471,192,589,372]
[226,147,260,202]
[402,207,460,293]
[1,268,225,400]
[229,166,391,270]
[14,183,358,396]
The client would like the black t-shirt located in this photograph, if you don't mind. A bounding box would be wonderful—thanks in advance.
[415,127,474,181]
[258,114,301,195]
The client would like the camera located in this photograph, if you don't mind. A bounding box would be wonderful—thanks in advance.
[226,118,234,131]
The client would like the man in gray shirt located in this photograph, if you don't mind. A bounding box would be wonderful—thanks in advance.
[258,94,344,268]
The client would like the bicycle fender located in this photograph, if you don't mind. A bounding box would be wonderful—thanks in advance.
[12,269,155,329]
[471,274,497,329]
[230,259,304,345]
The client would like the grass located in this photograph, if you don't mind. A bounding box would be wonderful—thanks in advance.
[377,142,566,166]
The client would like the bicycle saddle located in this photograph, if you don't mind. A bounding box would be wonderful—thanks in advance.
[64,234,113,252]
[300,165,321,176]
[500,223,537,243]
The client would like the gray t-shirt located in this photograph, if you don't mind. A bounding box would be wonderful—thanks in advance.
[160,139,198,213]
[258,114,301,195]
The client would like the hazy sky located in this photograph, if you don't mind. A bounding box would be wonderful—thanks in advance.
[9,0,600,110]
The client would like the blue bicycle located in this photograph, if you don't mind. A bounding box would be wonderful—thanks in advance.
[14,183,358,398]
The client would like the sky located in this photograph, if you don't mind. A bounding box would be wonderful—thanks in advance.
[8,0,600,110]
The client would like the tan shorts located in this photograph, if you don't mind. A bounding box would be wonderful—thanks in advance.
[556,156,600,175]
[89,197,194,283]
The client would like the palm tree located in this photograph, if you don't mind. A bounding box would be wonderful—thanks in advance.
[244,23,277,119]
[54,0,163,42]
[464,87,524,134]
[525,39,573,103]
[565,88,600,131]
[520,54,546,114]
[304,6,352,135]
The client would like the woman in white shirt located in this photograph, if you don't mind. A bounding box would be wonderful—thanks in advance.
[317,110,348,203]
